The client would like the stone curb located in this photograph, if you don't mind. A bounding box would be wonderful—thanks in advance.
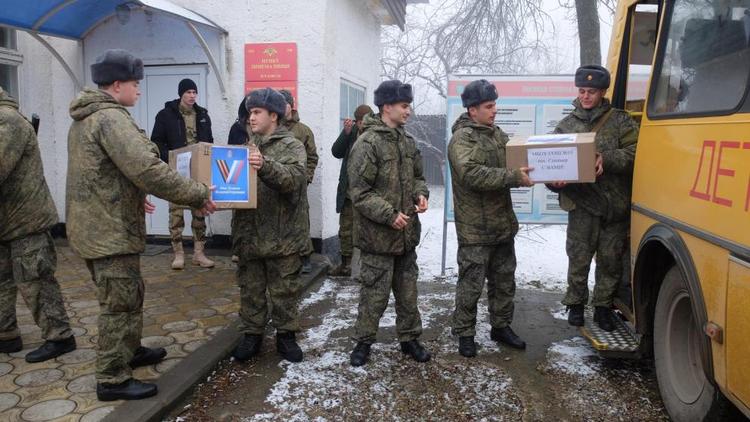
[103,256,330,422]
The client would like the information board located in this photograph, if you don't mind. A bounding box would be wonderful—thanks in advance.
[444,75,577,224]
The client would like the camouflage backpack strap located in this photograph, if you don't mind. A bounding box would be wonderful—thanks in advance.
[591,109,614,133]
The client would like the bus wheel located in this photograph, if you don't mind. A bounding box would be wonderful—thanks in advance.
[654,266,726,421]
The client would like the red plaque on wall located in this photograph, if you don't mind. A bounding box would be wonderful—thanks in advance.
[244,42,298,106]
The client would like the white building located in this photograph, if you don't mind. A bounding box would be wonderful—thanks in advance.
[0,0,409,257]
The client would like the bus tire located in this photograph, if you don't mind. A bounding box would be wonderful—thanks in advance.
[654,266,728,421]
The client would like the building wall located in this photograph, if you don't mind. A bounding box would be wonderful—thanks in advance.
[9,0,386,249]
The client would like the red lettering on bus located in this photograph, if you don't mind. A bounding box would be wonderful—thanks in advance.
[712,141,740,207]
[690,140,716,201]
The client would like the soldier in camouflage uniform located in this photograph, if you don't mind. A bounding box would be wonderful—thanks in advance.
[66,50,216,401]
[347,80,431,367]
[231,88,309,363]
[280,90,317,274]
[548,65,638,332]
[448,80,534,357]
[330,104,373,276]
[0,86,77,363]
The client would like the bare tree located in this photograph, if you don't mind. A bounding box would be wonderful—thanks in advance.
[559,0,618,65]
[381,0,553,102]
[575,0,601,65]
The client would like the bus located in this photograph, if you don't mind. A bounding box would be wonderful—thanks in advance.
[581,1,750,420]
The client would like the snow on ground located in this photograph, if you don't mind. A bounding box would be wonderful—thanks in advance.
[543,337,600,377]
[417,185,594,292]
[243,277,522,421]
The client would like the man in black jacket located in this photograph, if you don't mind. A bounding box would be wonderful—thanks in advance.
[151,78,215,270]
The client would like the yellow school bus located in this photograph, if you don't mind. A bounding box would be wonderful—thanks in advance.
[583,0,750,420]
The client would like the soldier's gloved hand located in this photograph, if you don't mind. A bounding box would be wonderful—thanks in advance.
[594,153,604,177]
[391,212,410,230]
[519,166,534,187]
[414,195,428,213]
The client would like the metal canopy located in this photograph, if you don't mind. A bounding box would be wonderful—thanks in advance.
[0,0,226,40]
[0,0,227,93]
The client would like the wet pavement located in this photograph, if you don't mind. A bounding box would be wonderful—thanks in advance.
[167,276,669,421]
[0,241,240,422]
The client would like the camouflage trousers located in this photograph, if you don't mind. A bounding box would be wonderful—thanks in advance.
[562,208,628,307]
[0,232,72,342]
[86,254,144,384]
[237,255,303,335]
[169,203,206,243]
[353,250,422,344]
[452,241,517,337]
[338,199,353,257]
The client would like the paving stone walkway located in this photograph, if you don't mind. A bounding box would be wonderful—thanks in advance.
[0,241,240,422]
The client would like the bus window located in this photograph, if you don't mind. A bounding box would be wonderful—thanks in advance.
[649,0,750,117]
[625,4,659,113]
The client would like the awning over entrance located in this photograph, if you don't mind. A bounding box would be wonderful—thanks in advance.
[0,0,225,40]
[0,0,228,93]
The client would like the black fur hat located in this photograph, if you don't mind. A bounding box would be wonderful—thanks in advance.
[374,80,413,106]
[461,79,498,108]
[91,49,143,85]
[279,89,294,108]
[245,88,287,118]
[575,65,610,89]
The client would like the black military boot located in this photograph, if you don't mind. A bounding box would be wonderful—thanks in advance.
[0,337,22,354]
[129,346,167,368]
[276,332,303,362]
[593,306,617,332]
[350,342,371,367]
[491,326,526,350]
[301,256,312,274]
[25,336,76,363]
[97,378,157,401]
[232,334,263,361]
[458,336,477,358]
[400,339,431,363]
[567,305,585,327]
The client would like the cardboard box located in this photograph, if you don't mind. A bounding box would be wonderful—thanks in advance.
[169,142,257,209]
[506,133,596,183]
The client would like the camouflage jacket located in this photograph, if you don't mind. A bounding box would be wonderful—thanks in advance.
[552,99,638,222]
[0,88,59,242]
[347,113,429,255]
[285,110,318,183]
[448,113,524,246]
[232,127,309,259]
[66,88,209,260]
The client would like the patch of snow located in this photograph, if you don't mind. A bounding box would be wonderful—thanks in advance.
[549,304,569,321]
[545,337,600,377]
[300,278,337,309]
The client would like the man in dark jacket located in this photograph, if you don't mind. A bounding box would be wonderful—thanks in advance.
[329,104,372,276]
[231,88,309,363]
[548,65,638,332]
[151,78,215,270]
[448,80,533,357]
[347,80,430,367]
